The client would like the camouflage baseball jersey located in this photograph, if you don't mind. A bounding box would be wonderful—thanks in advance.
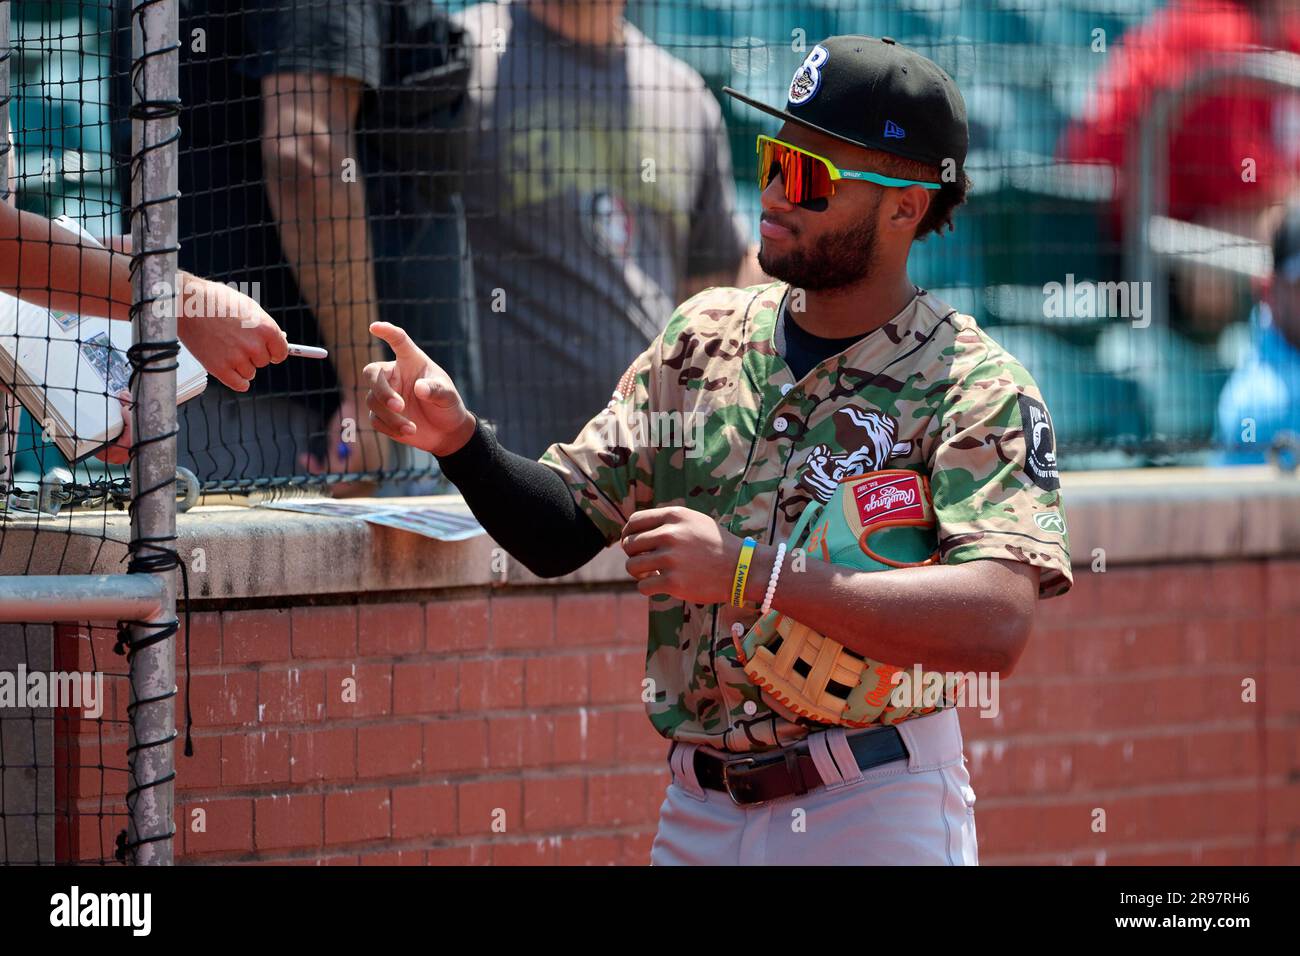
[540,280,1073,752]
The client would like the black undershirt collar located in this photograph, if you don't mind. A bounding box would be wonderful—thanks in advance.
[779,295,872,382]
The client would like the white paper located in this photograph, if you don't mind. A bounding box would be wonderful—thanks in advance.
[0,218,208,460]
[260,498,486,542]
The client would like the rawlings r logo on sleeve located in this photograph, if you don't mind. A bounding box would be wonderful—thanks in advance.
[1017,393,1059,491]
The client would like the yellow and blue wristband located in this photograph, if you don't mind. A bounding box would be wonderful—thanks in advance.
[731,536,757,608]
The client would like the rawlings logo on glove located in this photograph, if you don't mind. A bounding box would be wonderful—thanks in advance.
[733,469,946,728]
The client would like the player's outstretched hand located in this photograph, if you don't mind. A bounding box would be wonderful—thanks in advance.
[364,321,475,457]
[176,272,289,392]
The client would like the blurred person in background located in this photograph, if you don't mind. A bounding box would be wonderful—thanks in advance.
[163,0,479,495]
[1216,203,1300,465]
[454,0,766,459]
[1058,0,1300,343]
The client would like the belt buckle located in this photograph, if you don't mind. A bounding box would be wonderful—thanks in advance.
[720,756,761,807]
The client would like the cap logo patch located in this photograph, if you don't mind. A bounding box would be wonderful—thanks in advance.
[788,44,829,106]
[884,120,906,139]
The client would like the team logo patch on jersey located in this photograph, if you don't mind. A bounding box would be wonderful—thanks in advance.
[1018,393,1060,491]
[788,44,829,105]
[1034,510,1066,535]
[796,404,913,503]
[582,189,634,258]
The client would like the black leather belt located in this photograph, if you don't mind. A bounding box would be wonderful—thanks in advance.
[692,727,909,806]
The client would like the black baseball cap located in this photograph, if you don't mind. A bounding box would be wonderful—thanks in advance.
[723,35,968,173]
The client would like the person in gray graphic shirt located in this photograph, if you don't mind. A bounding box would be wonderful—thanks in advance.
[454,0,765,458]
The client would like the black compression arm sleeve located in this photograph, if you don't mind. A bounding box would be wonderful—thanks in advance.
[435,419,610,578]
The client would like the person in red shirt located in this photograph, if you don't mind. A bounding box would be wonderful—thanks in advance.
[1058,0,1300,337]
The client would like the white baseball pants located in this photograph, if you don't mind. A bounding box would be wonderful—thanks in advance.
[650,707,979,865]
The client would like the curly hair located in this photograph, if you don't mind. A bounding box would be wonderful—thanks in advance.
[858,147,973,240]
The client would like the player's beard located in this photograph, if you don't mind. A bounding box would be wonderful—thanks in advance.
[758,193,883,291]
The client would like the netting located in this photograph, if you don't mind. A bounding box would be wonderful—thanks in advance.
[144,0,1298,476]
[2,0,181,866]
[8,1,1300,490]
[0,622,132,864]
[0,1,139,865]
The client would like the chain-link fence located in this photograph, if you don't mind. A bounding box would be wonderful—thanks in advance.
[2,0,179,865]
[13,1,1300,494]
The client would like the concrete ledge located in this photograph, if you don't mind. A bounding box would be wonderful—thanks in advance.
[1063,465,1300,566]
[3,466,1298,602]
[0,493,629,599]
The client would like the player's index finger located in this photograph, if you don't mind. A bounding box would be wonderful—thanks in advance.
[369,321,420,358]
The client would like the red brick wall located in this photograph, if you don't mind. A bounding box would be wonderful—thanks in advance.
[963,559,1300,866]
[54,559,1300,865]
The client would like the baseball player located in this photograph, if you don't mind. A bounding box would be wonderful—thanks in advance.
[363,35,1073,865]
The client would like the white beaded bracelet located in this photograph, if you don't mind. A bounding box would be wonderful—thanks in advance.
[760,542,787,615]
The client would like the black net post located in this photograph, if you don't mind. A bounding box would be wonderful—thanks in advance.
[121,0,179,866]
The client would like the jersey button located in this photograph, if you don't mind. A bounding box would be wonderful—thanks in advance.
[780,383,794,396]
[773,415,789,433]
[742,700,758,716]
